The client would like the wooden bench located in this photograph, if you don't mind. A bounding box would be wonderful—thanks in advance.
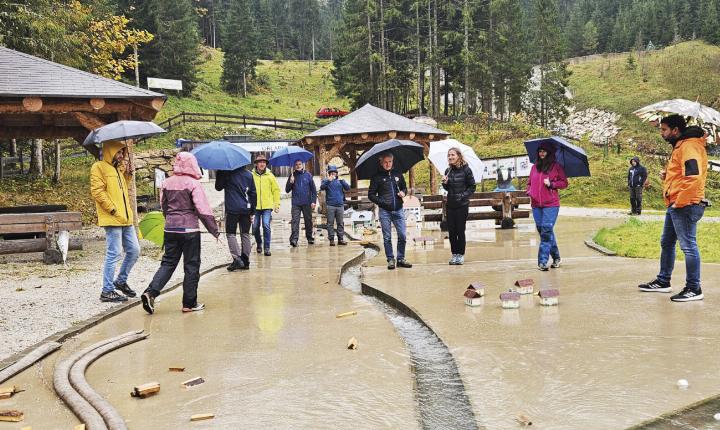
[422,191,531,229]
[344,188,374,211]
[0,210,83,264]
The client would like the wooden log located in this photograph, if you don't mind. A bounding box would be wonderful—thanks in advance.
[22,97,42,112]
[130,382,160,398]
[0,385,18,399]
[0,238,82,255]
[89,98,105,110]
[190,413,214,421]
[169,367,185,372]
[0,410,24,422]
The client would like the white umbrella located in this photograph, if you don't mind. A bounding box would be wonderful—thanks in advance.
[633,99,720,137]
[428,139,485,182]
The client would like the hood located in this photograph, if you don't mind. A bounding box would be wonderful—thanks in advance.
[102,140,126,165]
[668,126,706,147]
[630,156,641,166]
[537,141,556,164]
[173,151,202,179]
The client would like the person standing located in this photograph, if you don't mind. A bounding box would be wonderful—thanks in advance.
[141,152,220,315]
[216,165,256,271]
[368,153,412,270]
[252,154,280,256]
[90,141,140,303]
[638,115,708,302]
[526,142,568,271]
[627,156,648,215]
[442,148,476,265]
[320,165,350,246]
[286,159,317,247]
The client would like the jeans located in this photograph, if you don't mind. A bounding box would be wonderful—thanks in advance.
[290,204,313,243]
[379,208,407,261]
[102,226,140,293]
[532,206,560,266]
[326,205,345,241]
[226,213,251,265]
[630,186,643,214]
[253,209,273,251]
[146,232,201,308]
[657,204,705,290]
[447,205,469,255]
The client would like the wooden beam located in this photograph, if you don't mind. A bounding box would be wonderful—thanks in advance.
[0,100,137,115]
[73,112,106,131]
[129,97,166,112]
[89,98,105,110]
[22,97,42,112]
[0,126,87,140]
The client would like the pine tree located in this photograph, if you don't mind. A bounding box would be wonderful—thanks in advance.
[703,0,720,44]
[582,20,598,54]
[222,0,259,96]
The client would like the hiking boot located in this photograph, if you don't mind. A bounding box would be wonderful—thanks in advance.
[329,240,336,246]
[182,303,205,313]
[308,238,315,245]
[264,249,271,256]
[100,290,128,303]
[638,279,672,293]
[338,240,348,246]
[256,246,262,254]
[551,258,561,269]
[290,241,298,247]
[387,258,396,270]
[140,292,155,315]
[227,260,240,271]
[114,281,136,298]
[538,263,549,271]
[671,287,704,302]
[397,259,412,268]
[456,255,464,265]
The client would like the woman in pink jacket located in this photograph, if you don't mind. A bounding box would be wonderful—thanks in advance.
[141,152,220,314]
[526,142,568,271]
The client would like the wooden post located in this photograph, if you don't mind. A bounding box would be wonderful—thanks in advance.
[408,166,415,195]
[126,140,139,231]
[319,144,328,176]
[429,164,437,194]
[53,140,61,183]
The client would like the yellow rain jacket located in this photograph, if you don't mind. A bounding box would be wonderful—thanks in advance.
[664,127,708,208]
[252,168,281,210]
[90,141,134,226]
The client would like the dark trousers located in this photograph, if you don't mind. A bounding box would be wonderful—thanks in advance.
[630,186,643,214]
[290,204,313,243]
[146,232,201,308]
[226,213,251,266]
[447,205,469,255]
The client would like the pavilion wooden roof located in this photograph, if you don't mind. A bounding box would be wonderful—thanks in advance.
[0,47,166,150]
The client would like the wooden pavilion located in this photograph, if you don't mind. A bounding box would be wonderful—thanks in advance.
[0,46,166,159]
[299,104,450,192]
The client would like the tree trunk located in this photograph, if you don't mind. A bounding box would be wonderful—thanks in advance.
[463,0,470,115]
[243,71,247,97]
[29,139,43,177]
[416,2,423,114]
[379,0,386,110]
[53,140,61,183]
[433,0,440,117]
[428,0,435,117]
[367,0,374,103]
[444,68,449,116]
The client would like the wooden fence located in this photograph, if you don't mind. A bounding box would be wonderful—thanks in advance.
[156,112,322,132]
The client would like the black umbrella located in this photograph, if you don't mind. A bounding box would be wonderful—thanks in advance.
[355,139,425,180]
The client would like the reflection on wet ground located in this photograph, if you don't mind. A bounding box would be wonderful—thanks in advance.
[363,216,720,429]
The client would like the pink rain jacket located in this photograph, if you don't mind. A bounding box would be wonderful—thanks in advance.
[526,162,568,208]
[160,152,219,237]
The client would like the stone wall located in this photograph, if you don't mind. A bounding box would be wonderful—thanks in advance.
[564,108,621,144]
[133,148,179,182]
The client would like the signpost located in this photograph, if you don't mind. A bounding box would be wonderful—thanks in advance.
[147,78,183,91]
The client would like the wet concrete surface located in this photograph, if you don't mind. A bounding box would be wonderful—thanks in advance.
[4,235,418,429]
[363,217,720,429]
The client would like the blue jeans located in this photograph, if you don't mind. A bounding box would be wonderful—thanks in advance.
[253,209,273,250]
[532,206,560,266]
[379,208,407,261]
[103,226,140,293]
[657,204,705,290]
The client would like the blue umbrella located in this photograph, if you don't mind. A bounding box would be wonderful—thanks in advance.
[191,141,252,170]
[523,136,591,178]
[83,120,166,147]
[269,146,314,167]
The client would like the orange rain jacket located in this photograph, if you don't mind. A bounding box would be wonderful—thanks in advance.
[663,126,708,208]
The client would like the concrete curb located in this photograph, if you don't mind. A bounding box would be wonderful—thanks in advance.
[626,392,720,429]
[0,263,228,374]
[584,238,617,256]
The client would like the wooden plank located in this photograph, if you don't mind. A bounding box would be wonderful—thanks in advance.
[0,238,82,255]
[424,210,529,222]
[0,221,82,235]
[0,212,81,225]
[190,413,214,421]
[0,410,24,422]
[130,382,160,398]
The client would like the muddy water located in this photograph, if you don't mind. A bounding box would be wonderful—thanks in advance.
[341,247,479,430]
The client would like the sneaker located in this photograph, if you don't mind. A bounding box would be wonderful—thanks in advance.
[551,258,561,269]
[113,281,136,298]
[256,246,262,254]
[338,240,348,246]
[140,292,155,315]
[387,258,396,270]
[264,250,271,256]
[226,260,240,271]
[538,263,549,271]
[456,255,464,265]
[449,254,458,265]
[100,290,128,302]
[182,303,205,313]
[671,287,704,302]
[638,279,672,293]
[329,240,336,246]
[397,259,413,268]
[290,241,298,247]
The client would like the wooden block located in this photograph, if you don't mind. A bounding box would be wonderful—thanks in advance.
[347,337,358,350]
[0,409,24,422]
[0,385,17,399]
[169,367,186,372]
[74,425,86,430]
[190,413,215,421]
[130,382,160,398]
[335,311,357,319]
[182,377,205,388]
[20,426,32,430]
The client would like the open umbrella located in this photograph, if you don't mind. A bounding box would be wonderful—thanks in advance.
[191,140,252,170]
[524,136,590,178]
[83,121,166,147]
[428,139,484,181]
[138,211,165,247]
[633,98,720,138]
[269,146,314,167]
[355,139,425,180]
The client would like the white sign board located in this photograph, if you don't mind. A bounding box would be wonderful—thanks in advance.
[148,77,183,91]
[481,155,532,179]
[154,168,166,188]
[230,141,290,152]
